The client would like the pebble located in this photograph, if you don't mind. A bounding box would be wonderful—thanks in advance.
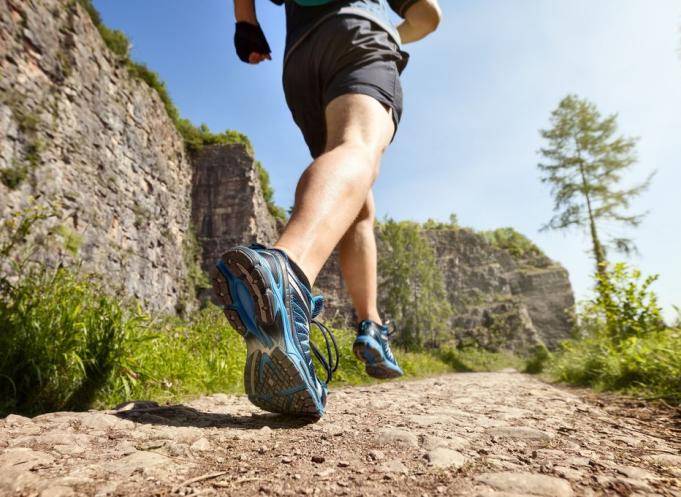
[475,471,574,497]
[108,451,175,478]
[376,428,419,448]
[311,455,325,463]
[486,427,553,441]
[426,448,466,469]
[649,454,681,468]
[368,449,385,461]
[0,448,55,471]
[190,438,211,451]
[378,460,408,474]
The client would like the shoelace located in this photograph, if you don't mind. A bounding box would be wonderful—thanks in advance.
[310,319,339,385]
[308,295,339,385]
[379,320,398,362]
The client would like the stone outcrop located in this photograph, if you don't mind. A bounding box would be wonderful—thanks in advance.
[190,143,279,299]
[426,228,575,351]
[316,228,575,352]
[0,0,195,313]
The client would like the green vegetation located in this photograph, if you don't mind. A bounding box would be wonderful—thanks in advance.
[0,93,44,189]
[256,161,288,222]
[0,262,527,417]
[481,227,542,258]
[181,226,211,310]
[546,264,680,403]
[377,219,453,349]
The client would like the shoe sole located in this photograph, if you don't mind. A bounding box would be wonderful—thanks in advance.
[352,337,403,380]
[211,247,322,417]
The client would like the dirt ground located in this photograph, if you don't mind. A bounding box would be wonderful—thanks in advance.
[1,371,680,497]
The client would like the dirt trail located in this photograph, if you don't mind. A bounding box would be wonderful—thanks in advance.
[1,372,680,497]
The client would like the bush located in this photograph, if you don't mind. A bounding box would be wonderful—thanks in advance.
[481,227,542,257]
[0,268,144,415]
[549,263,681,403]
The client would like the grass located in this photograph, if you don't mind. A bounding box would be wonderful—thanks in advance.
[0,266,526,417]
[543,264,681,404]
[547,329,681,403]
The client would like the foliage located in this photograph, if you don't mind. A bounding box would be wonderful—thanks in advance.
[0,261,527,416]
[422,212,459,230]
[377,220,452,350]
[587,263,666,343]
[436,346,526,373]
[481,227,542,258]
[256,161,287,222]
[0,203,60,289]
[182,226,211,309]
[538,95,652,270]
[524,344,550,374]
[549,264,680,403]
[0,267,145,415]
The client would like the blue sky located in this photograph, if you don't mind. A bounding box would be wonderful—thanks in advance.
[94,1,681,319]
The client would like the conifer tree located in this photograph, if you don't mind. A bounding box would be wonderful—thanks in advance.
[538,95,652,279]
[377,220,452,349]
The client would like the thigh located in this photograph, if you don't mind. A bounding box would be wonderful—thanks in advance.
[324,93,394,154]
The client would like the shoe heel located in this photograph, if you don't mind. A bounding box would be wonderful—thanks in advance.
[223,248,278,325]
[353,337,382,365]
[211,265,248,337]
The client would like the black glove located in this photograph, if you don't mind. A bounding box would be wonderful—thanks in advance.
[234,22,271,63]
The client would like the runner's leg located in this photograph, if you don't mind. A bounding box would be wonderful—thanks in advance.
[274,93,394,285]
[338,190,381,323]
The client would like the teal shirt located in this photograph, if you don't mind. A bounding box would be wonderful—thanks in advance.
[283,0,418,63]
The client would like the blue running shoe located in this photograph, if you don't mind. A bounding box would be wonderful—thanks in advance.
[353,320,403,379]
[210,245,338,417]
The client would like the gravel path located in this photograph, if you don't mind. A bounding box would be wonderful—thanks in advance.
[1,372,680,497]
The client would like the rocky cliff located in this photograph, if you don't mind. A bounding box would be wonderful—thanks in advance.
[0,0,195,313]
[314,227,574,352]
[190,144,279,300]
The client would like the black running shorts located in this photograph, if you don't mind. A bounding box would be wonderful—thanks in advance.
[283,15,409,158]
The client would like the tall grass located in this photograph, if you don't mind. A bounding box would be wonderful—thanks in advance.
[1,263,532,417]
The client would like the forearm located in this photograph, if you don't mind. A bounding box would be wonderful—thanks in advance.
[396,0,442,44]
[234,0,257,24]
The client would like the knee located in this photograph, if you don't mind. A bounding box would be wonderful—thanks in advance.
[329,139,383,181]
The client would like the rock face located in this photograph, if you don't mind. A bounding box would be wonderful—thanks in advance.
[427,228,575,351]
[317,228,575,352]
[190,144,279,300]
[0,0,195,313]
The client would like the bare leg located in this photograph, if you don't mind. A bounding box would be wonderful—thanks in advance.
[338,191,381,323]
[274,94,394,285]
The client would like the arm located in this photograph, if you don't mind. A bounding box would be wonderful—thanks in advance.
[396,0,442,44]
[233,0,272,64]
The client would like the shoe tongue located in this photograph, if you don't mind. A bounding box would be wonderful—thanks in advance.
[310,295,324,319]
[359,320,377,333]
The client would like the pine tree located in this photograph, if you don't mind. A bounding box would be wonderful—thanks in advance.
[538,95,652,278]
[377,220,452,350]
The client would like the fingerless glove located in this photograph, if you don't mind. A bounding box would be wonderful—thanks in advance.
[234,22,271,63]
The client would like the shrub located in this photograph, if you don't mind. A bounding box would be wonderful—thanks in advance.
[0,267,144,415]
[256,161,287,222]
[549,263,681,403]
[481,227,542,257]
